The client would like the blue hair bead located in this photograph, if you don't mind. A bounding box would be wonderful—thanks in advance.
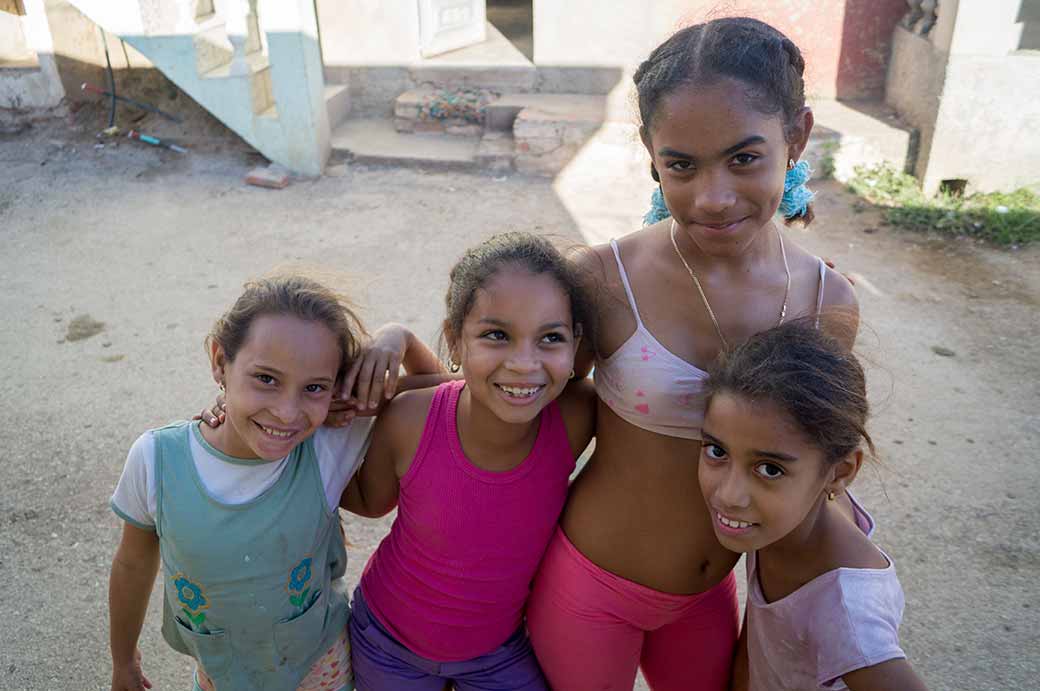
[643,186,672,226]
[778,160,815,219]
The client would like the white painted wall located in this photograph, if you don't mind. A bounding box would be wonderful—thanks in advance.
[315,0,421,66]
[948,0,1023,55]
[1,10,34,62]
[886,0,1040,194]
[533,0,693,67]
[0,0,65,110]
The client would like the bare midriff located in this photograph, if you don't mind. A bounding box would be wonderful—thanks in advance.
[560,400,739,595]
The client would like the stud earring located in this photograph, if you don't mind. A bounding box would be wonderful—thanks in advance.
[569,369,575,379]
[449,361,461,373]
[787,158,796,170]
[827,490,836,501]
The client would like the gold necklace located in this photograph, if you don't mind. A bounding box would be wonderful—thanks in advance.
[669,219,791,350]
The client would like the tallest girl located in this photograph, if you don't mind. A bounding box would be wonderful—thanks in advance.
[526,17,858,691]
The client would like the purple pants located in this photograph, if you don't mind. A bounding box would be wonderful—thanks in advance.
[349,588,548,691]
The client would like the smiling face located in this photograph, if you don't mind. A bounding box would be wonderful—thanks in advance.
[643,78,810,256]
[453,265,580,426]
[697,391,848,553]
[210,314,341,461]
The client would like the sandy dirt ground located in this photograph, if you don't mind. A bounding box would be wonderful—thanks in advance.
[1,118,1038,691]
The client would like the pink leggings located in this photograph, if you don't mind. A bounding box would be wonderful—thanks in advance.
[527,527,739,691]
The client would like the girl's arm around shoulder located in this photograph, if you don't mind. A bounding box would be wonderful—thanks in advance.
[842,658,928,691]
[569,242,615,379]
[820,264,860,351]
[557,377,597,459]
[341,386,437,518]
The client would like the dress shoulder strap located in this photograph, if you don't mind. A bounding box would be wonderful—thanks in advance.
[609,239,644,327]
[815,258,827,328]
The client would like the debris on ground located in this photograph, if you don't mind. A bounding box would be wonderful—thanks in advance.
[128,129,187,153]
[245,163,290,189]
[65,315,106,342]
[931,345,956,357]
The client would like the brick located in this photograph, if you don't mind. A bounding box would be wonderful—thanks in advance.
[245,165,289,189]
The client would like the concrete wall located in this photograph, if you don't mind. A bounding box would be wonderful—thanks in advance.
[533,0,906,100]
[0,0,65,111]
[1,8,35,63]
[926,51,1040,194]
[886,0,1040,194]
[884,26,944,182]
[316,0,420,66]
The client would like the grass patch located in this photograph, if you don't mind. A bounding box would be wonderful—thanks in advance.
[817,140,839,180]
[847,164,1040,246]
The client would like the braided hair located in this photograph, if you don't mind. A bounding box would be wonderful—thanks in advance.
[635,17,814,224]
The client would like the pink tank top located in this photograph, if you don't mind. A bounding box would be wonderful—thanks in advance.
[359,380,576,662]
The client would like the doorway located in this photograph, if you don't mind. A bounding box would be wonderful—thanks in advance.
[487,0,533,61]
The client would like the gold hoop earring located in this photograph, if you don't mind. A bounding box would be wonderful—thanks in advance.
[569,369,575,379]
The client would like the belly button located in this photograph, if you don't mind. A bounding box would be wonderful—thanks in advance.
[699,559,710,574]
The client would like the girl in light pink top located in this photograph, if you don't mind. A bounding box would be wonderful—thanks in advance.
[697,319,928,691]
[342,233,597,690]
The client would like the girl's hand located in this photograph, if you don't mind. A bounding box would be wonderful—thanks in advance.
[194,392,226,428]
[111,648,151,691]
[340,324,412,412]
[324,392,365,427]
[823,258,856,286]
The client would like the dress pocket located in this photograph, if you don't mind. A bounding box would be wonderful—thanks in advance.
[273,587,329,667]
[173,616,232,678]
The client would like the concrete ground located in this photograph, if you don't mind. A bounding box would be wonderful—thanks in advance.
[1,120,1038,691]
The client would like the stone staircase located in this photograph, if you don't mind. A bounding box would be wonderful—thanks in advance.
[66,0,333,175]
[331,87,609,175]
[325,19,613,176]
[332,85,607,175]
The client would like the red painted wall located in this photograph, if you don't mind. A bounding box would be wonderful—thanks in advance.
[676,1,908,100]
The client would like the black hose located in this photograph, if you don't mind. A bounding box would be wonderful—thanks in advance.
[100,27,117,128]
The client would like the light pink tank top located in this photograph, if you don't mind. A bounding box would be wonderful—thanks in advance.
[594,239,827,440]
[359,380,576,662]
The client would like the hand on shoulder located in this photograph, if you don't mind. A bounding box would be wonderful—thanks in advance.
[557,378,597,458]
[819,263,859,350]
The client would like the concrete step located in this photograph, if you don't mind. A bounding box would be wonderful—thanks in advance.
[394,87,498,134]
[325,84,350,129]
[393,90,609,138]
[805,99,916,181]
[330,118,480,169]
[200,49,269,79]
[512,95,606,175]
[193,20,233,75]
[487,93,607,131]
[250,65,273,114]
[476,131,515,171]
[355,91,609,174]
[199,51,273,114]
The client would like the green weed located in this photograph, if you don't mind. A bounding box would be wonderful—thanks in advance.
[848,164,1040,246]
[818,140,839,180]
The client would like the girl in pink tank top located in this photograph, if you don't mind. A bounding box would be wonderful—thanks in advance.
[342,233,597,691]
[697,319,927,691]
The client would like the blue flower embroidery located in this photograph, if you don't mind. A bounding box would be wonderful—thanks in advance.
[174,575,208,612]
[288,558,312,592]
